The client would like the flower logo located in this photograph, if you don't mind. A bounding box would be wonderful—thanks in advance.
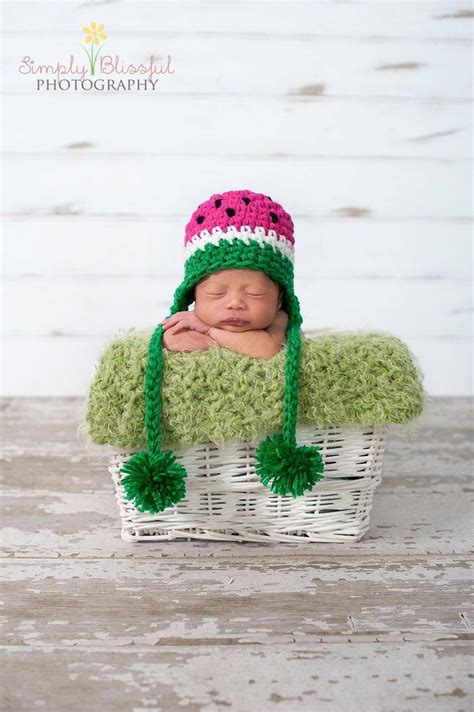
[82,22,108,76]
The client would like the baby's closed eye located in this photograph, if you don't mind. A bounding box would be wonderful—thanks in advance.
[205,292,266,298]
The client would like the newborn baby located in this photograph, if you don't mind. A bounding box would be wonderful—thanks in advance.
[161,268,289,359]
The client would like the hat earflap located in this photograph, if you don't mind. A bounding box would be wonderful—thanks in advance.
[255,298,325,497]
[120,288,192,514]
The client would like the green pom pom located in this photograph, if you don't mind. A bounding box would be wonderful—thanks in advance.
[119,449,188,514]
[255,433,325,497]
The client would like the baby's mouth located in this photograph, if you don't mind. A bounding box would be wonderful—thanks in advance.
[222,318,249,325]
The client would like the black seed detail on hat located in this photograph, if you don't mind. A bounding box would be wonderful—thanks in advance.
[267,196,272,200]
[215,199,222,208]
[242,197,251,205]
[196,215,204,224]
[226,208,236,217]
[269,211,279,223]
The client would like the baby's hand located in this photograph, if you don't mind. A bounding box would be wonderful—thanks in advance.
[163,329,216,352]
[161,310,211,336]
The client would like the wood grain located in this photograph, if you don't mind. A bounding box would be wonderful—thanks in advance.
[1,396,473,710]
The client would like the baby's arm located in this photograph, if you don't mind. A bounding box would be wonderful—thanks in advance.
[208,310,288,360]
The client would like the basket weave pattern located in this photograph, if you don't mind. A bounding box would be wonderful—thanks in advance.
[109,424,387,544]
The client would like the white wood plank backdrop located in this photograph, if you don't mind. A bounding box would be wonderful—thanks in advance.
[1,1,472,396]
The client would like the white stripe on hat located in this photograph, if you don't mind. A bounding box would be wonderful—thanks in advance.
[183,225,295,265]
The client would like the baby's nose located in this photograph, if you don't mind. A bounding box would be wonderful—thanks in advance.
[226,294,246,307]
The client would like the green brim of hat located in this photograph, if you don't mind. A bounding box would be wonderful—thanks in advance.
[174,237,299,321]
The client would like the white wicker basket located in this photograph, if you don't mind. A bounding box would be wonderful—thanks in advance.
[109,424,387,544]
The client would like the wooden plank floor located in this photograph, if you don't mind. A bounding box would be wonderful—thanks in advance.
[1,397,473,711]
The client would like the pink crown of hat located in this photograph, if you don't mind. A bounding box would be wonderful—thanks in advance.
[183,190,295,264]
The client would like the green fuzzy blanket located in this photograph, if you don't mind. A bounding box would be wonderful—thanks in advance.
[84,328,426,450]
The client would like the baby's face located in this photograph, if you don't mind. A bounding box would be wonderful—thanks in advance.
[194,268,282,331]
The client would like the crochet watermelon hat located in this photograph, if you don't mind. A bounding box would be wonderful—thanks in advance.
[120,189,325,514]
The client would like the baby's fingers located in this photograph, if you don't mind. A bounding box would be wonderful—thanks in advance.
[161,316,178,329]
[161,312,187,326]
[166,322,188,335]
